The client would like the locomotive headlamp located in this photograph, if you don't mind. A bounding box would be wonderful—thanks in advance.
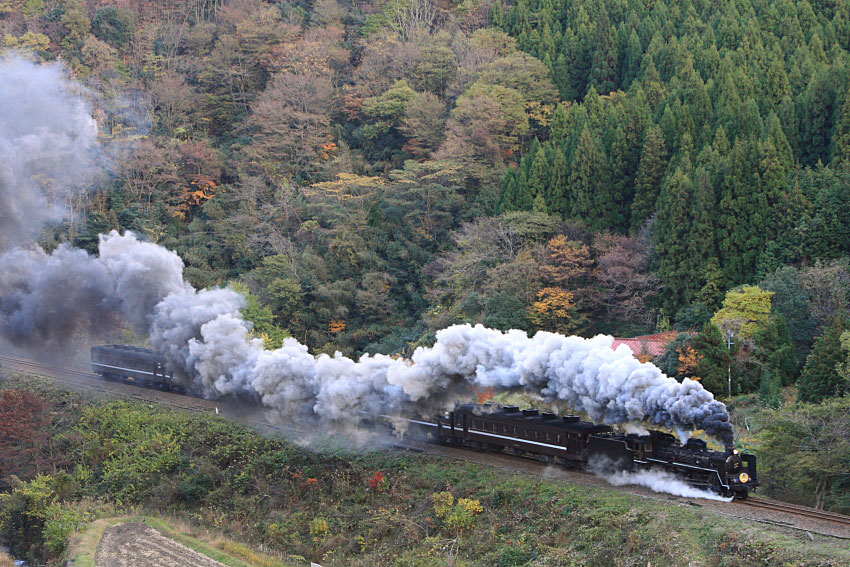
[739,472,750,483]
[733,449,739,455]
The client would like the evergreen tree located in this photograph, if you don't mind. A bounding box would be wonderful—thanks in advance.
[589,5,618,94]
[568,128,615,230]
[716,139,767,285]
[545,145,570,217]
[801,69,837,166]
[830,86,850,169]
[621,29,642,90]
[798,318,848,403]
[693,322,734,397]
[500,167,520,212]
[654,163,702,312]
[630,126,667,231]
[526,148,549,211]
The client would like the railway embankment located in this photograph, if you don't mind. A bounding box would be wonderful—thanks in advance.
[2,370,850,567]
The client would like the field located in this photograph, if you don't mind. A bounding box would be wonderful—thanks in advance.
[95,522,226,567]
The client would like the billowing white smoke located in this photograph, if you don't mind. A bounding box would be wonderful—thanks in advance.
[599,468,733,502]
[0,54,98,248]
[0,55,735,444]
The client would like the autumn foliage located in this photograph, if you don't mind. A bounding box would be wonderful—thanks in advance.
[0,390,53,484]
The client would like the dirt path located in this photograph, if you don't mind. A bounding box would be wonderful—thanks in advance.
[95,522,227,567]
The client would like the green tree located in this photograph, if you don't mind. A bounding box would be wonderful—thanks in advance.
[630,126,667,232]
[693,322,735,396]
[798,318,848,403]
[760,398,850,510]
[568,128,616,230]
[91,6,134,47]
[484,292,529,331]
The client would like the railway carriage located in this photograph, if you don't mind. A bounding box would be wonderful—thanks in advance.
[90,344,182,393]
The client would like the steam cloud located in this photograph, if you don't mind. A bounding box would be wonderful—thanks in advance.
[0,54,98,248]
[0,55,734,445]
[598,468,733,502]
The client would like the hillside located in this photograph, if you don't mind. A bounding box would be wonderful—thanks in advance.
[1,377,849,567]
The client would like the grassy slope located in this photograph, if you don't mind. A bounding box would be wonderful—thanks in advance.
[3,373,849,567]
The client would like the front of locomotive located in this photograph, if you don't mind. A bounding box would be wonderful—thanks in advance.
[723,447,759,498]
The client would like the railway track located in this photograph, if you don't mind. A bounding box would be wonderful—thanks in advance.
[0,353,219,415]
[4,353,850,540]
[739,497,850,527]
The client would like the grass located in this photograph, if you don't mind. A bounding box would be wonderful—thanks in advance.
[65,516,301,567]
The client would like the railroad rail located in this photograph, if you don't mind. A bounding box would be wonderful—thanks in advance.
[739,497,850,527]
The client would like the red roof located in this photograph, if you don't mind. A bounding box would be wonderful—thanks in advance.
[611,331,681,358]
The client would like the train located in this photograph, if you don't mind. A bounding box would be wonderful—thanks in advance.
[90,344,184,393]
[401,403,758,499]
[90,345,758,498]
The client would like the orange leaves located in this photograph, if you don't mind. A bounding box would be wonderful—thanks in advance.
[321,141,338,160]
[328,319,346,333]
[678,345,704,379]
[172,176,220,220]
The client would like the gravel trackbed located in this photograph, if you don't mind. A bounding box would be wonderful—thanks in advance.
[94,522,227,567]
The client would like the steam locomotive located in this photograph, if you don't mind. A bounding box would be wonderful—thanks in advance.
[90,345,757,498]
[90,344,184,393]
[400,403,758,499]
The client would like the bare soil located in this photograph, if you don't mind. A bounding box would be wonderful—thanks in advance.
[94,522,227,567]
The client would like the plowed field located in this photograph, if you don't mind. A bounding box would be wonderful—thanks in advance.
[95,522,227,567]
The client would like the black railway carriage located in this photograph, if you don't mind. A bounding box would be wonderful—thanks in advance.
[414,403,758,498]
[434,404,612,467]
[90,344,181,392]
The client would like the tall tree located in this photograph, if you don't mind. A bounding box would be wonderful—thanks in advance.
[568,128,615,230]
[630,126,667,232]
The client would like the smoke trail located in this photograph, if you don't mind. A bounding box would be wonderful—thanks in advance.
[1,230,734,441]
[598,468,733,502]
[0,54,98,249]
[0,55,735,444]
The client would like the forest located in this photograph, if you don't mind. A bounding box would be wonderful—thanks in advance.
[2,0,850,406]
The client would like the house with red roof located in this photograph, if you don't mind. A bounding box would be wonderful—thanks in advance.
[611,331,681,363]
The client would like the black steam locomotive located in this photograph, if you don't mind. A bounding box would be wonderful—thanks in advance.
[404,403,758,498]
[90,344,184,393]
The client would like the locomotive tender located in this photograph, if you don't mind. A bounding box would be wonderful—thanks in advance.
[90,344,183,393]
[405,403,758,498]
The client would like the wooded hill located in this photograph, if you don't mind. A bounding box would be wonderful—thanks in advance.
[2,0,850,403]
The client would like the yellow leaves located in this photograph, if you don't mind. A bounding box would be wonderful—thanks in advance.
[677,345,704,379]
[432,491,454,519]
[328,319,346,333]
[526,100,553,127]
[309,517,329,541]
[530,287,578,334]
[3,32,49,51]
[532,287,575,319]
